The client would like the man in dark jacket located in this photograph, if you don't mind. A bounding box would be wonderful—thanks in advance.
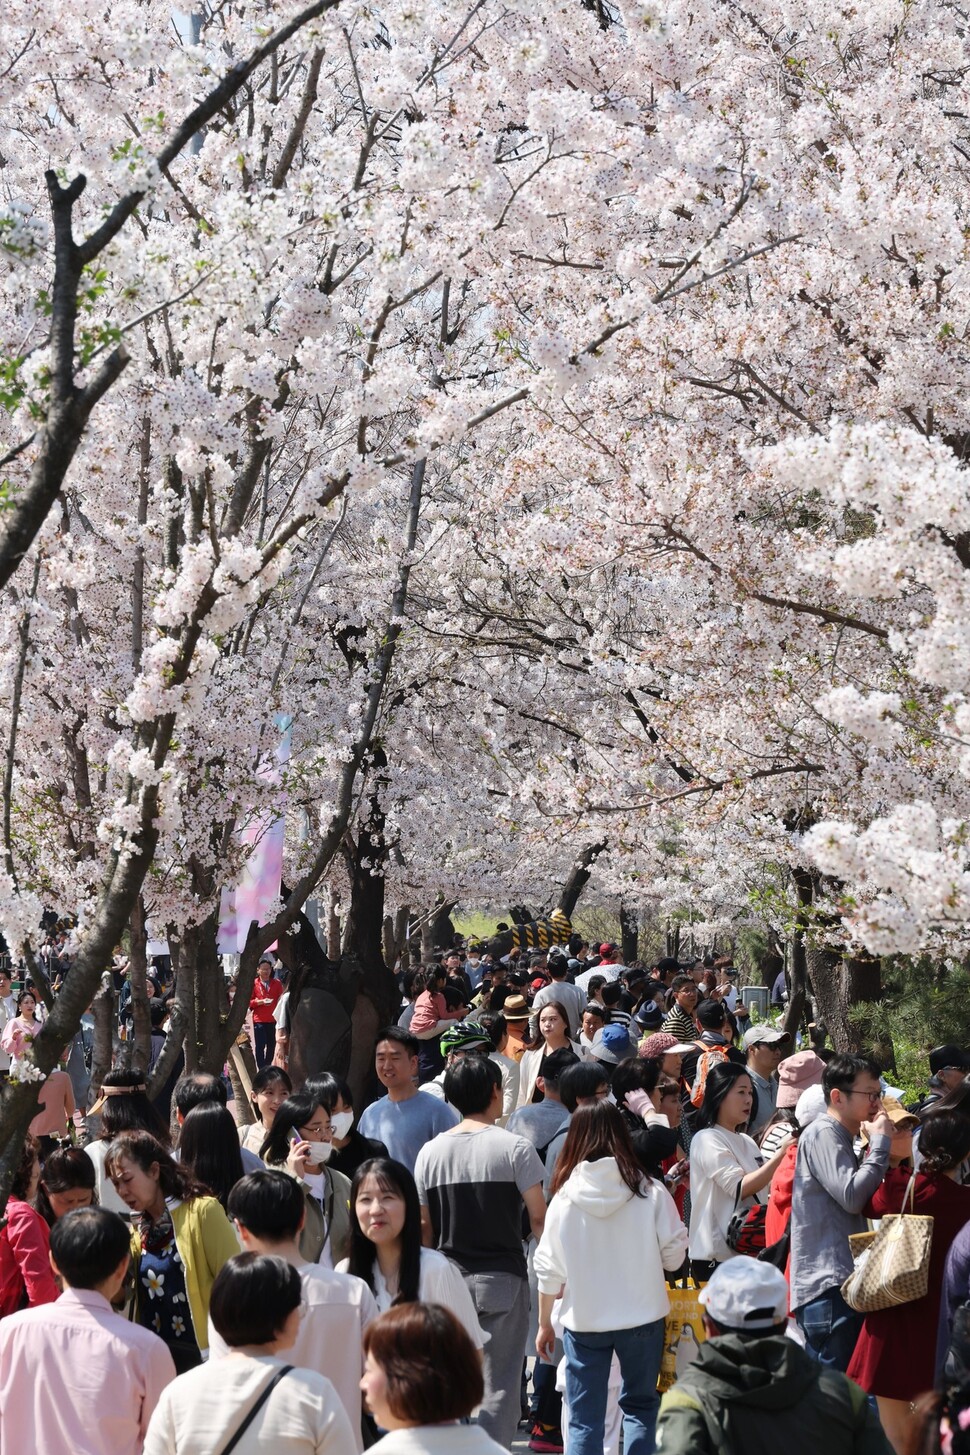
[655,1258,891,1455]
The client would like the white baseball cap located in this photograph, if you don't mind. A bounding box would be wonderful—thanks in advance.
[698,1257,788,1331]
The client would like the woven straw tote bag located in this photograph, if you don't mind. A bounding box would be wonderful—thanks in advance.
[841,1171,933,1314]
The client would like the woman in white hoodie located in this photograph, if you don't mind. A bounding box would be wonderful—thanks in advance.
[534,1102,689,1455]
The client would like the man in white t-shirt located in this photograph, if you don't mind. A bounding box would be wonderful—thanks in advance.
[217,1170,377,1452]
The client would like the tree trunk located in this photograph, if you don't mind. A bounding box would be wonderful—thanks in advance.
[382,904,410,970]
[227,1037,259,1126]
[184,909,229,1076]
[789,865,886,1058]
[421,898,457,961]
[619,902,639,966]
[558,841,608,920]
[84,970,116,1137]
[846,955,893,1069]
[128,895,152,1077]
[277,900,359,1090]
[805,946,866,1054]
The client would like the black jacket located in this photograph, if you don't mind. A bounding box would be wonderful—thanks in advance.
[656,1333,891,1455]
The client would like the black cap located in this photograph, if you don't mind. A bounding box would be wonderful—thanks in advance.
[697,999,727,1030]
[929,1044,970,1075]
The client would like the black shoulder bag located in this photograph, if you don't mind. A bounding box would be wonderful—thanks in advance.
[218,1365,294,1455]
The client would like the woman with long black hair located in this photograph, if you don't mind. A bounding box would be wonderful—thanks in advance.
[260,1090,352,1266]
[178,1102,246,1210]
[85,1067,170,1214]
[336,1156,484,1348]
[688,1060,791,1279]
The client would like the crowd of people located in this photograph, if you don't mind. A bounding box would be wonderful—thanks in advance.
[4,935,970,1455]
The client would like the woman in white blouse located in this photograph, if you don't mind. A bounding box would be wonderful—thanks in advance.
[688,1061,792,1279]
[517,1003,583,1109]
[337,1157,486,1351]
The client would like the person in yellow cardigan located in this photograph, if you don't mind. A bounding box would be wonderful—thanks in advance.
[107,1131,239,1373]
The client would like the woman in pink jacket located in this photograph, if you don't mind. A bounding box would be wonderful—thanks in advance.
[0,1135,59,1316]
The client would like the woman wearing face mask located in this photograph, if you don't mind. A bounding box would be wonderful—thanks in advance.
[303,1073,388,1181]
[337,1157,485,1349]
[261,1092,352,1267]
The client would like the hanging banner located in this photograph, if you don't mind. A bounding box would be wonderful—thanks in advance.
[217,715,292,954]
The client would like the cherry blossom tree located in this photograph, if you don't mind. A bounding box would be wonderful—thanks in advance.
[4,0,969,1198]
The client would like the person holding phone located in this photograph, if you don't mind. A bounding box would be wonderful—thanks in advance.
[260,1093,352,1268]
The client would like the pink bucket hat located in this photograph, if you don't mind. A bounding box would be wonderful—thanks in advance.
[777,1050,826,1108]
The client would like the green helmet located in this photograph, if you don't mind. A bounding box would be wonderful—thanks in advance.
[440,1020,492,1056]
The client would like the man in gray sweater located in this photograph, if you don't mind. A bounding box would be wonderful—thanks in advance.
[790,1053,894,1371]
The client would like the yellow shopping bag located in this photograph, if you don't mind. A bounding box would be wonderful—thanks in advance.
[658,1281,706,1393]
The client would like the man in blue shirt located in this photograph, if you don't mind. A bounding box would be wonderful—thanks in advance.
[357,1026,458,1172]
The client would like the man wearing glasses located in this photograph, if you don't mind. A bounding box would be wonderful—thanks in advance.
[789,1054,895,1371]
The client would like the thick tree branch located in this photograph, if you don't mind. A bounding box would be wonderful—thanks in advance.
[0,0,341,597]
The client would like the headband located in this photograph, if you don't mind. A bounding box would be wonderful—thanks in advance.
[88,1083,147,1116]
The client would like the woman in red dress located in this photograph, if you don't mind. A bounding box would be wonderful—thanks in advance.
[847,1109,970,1455]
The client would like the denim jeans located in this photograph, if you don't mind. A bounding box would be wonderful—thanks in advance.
[463,1270,530,1450]
[795,1286,863,1372]
[562,1319,665,1455]
[252,1021,275,1069]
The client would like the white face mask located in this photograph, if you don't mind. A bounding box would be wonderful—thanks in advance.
[304,1141,333,1165]
[330,1111,354,1139]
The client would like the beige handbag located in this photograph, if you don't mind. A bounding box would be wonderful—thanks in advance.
[841,1171,933,1313]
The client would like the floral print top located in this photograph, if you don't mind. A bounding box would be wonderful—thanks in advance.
[137,1208,196,1354]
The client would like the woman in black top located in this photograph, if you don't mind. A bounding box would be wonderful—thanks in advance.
[303,1073,388,1180]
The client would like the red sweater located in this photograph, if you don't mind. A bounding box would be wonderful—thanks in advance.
[249,975,283,1024]
[765,1140,797,1302]
[0,1199,59,1316]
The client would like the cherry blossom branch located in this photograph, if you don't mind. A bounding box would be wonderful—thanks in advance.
[660,524,890,640]
[585,761,825,813]
[78,1,342,266]
[0,0,342,599]
[222,456,429,1040]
